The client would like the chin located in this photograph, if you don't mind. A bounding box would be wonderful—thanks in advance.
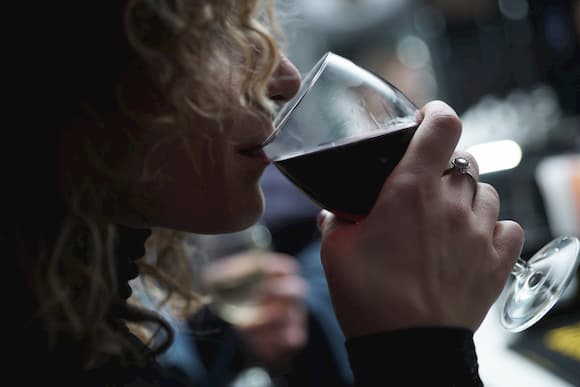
[190,194,265,234]
[167,213,260,235]
[230,190,266,231]
[228,202,264,232]
[199,211,261,234]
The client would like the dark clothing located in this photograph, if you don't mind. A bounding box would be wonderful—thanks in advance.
[50,325,478,387]
[347,328,483,386]
[86,326,482,387]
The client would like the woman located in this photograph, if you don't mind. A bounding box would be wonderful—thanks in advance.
[9,0,524,386]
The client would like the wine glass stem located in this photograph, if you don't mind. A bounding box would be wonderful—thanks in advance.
[511,257,545,289]
[512,257,529,277]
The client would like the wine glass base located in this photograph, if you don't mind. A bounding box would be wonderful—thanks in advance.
[500,236,580,332]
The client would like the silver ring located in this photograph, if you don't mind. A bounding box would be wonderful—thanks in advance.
[443,157,477,182]
[451,157,471,175]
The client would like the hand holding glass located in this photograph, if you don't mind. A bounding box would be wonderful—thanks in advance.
[262,51,580,332]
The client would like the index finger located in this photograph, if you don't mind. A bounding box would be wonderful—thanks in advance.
[396,101,462,179]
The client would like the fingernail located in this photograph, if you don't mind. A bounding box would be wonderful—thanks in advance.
[316,210,329,231]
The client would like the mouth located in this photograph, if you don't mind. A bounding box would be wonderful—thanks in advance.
[239,145,271,165]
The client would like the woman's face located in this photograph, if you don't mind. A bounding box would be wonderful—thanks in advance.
[66,55,301,234]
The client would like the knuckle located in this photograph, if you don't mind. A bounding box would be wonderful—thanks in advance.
[427,109,462,136]
[473,229,491,248]
[395,171,433,193]
[446,202,472,227]
[479,183,500,207]
[389,174,434,208]
[511,221,525,240]
[391,174,419,196]
[481,182,499,199]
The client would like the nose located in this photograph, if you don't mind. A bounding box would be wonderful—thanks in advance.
[267,54,301,102]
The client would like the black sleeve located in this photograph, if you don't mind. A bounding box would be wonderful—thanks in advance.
[345,327,483,387]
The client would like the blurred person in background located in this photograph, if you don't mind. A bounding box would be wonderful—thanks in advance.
[134,227,353,387]
[8,1,524,386]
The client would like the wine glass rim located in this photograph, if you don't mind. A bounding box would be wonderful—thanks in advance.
[264,51,419,149]
[264,51,335,146]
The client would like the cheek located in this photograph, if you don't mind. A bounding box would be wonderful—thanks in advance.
[199,154,266,232]
[150,143,266,233]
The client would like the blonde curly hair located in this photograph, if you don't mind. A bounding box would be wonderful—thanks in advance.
[126,0,282,125]
[14,0,284,372]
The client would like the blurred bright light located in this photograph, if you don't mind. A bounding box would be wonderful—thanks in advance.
[397,35,431,70]
[498,0,528,20]
[466,140,522,175]
[300,0,408,33]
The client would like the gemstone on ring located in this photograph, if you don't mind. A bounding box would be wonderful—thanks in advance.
[452,157,470,174]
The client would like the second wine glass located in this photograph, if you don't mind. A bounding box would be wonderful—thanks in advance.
[195,224,273,326]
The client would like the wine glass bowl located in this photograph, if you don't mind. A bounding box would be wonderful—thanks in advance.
[195,224,273,326]
[263,51,419,221]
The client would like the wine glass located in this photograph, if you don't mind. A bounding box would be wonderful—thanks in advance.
[196,224,273,326]
[261,51,580,332]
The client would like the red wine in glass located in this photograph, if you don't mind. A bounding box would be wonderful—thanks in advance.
[273,121,417,222]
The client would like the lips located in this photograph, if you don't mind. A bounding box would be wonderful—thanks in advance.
[239,145,271,164]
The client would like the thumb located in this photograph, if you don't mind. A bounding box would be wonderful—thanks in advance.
[317,210,335,236]
[317,210,352,238]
